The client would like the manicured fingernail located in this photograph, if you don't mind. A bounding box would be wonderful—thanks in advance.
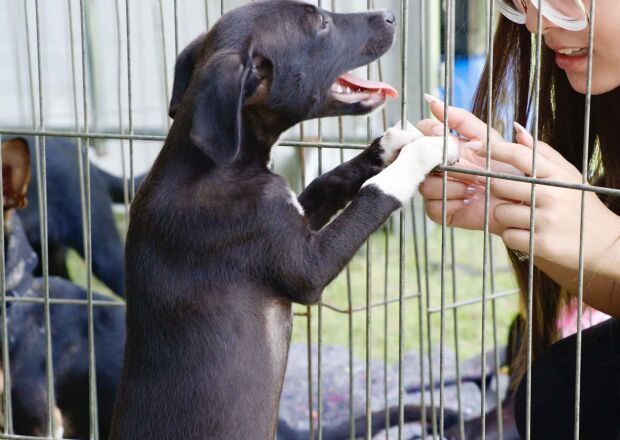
[463,196,478,206]
[432,124,445,136]
[424,93,442,105]
[465,141,483,152]
[466,185,480,195]
[513,122,531,137]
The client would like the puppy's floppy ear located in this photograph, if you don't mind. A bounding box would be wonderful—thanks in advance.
[1,138,31,209]
[169,33,208,119]
[190,48,254,166]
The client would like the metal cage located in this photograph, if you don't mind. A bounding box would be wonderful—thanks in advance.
[0,0,605,439]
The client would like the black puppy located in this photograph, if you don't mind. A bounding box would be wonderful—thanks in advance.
[110,1,458,439]
[0,138,125,439]
[10,136,144,297]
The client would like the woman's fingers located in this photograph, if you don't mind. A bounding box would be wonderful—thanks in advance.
[493,202,532,230]
[489,178,534,204]
[474,141,554,178]
[513,122,566,163]
[501,228,531,254]
[424,94,504,143]
[424,199,470,226]
[416,118,443,137]
[419,175,483,200]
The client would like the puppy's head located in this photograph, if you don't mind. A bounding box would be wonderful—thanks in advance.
[0,137,30,271]
[1,138,30,216]
[169,0,397,165]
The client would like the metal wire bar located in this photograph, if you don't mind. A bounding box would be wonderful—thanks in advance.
[158,0,171,127]
[423,196,438,438]
[4,297,124,306]
[77,1,100,436]
[322,293,422,315]
[327,10,354,426]
[415,0,428,434]
[0,435,84,440]
[488,235,504,440]
[365,237,372,440]
[397,1,409,437]
[428,289,518,313]
[479,0,496,437]
[205,0,210,28]
[524,3,546,439]
[0,135,11,434]
[0,118,10,436]
[316,0,324,429]
[125,0,135,203]
[32,1,57,436]
[574,2,597,438]
[449,229,465,439]
[114,0,130,229]
[173,0,179,58]
[443,4,464,435]
[384,227,391,439]
[317,143,323,439]
[297,121,313,440]
[365,5,373,431]
[347,260,354,440]
[306,306,314,440]
[439,0,455,435]
[433,167,620,197]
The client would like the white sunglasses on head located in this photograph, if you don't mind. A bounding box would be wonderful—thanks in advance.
[495,0,589,32]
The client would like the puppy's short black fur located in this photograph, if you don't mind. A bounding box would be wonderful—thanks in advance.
[109,2,421,439]
[0,138,125,439]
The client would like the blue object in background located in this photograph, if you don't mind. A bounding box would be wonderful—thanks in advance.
[437,53,487,111]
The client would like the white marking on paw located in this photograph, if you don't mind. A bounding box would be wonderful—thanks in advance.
[288,189,305,216]
[363,136,459,204]
[379,120,424,165]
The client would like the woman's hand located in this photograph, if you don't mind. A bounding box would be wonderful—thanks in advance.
[475,125,620,274]
[417,96,521,235]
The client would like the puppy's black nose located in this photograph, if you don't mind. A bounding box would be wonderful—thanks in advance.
[383,10,395,25]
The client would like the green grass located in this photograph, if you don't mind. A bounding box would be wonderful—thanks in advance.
[65,205,520,363]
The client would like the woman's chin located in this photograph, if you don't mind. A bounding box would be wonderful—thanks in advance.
[566,73,620,96]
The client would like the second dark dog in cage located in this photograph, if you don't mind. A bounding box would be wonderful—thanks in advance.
[0,138,126,439]
[109,1,458,439]
[13,136,145,298]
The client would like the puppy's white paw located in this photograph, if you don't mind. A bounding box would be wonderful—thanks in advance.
[363,135,459,204]
[379,120,423,164]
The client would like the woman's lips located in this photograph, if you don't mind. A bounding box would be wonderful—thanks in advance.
[555,52,588,73]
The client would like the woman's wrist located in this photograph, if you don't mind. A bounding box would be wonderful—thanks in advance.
[591,214,620,282]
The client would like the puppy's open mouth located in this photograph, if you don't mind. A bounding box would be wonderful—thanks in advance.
[330,72,398,106]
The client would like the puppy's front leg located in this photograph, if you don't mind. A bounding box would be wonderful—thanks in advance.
[297,122,422,231]
[273,136,459,304]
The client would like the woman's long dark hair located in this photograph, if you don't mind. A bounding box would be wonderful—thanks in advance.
[470,16,620,383]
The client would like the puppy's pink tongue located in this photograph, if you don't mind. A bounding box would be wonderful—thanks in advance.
[338,73,398,98]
